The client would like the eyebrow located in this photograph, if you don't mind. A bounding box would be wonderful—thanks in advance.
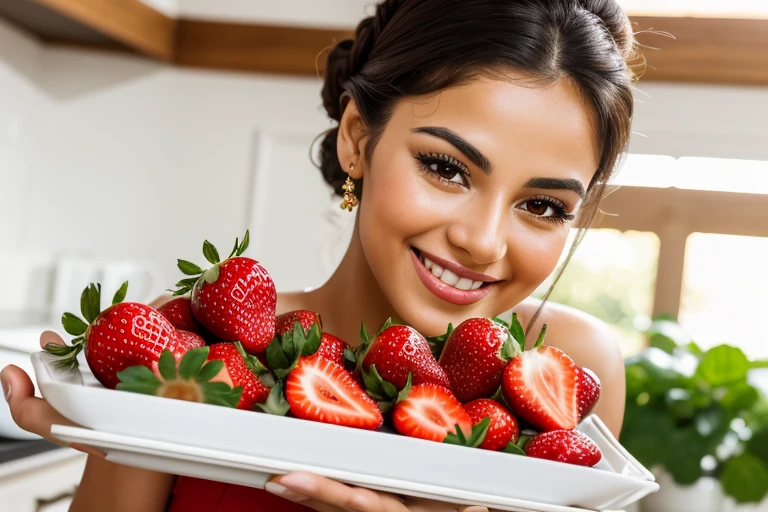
[411,126,493,174]
[524,177,586,198]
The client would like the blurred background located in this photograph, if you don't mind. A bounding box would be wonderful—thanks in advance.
[0,1,767,511]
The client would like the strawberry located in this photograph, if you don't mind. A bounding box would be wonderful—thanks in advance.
[438,317,519,403]
[351,320,451,408]
[464,398,519,451]
[284,355,383,430]
[117,347,242,408]
[502,324,580,432]
[45,283,199,389]
[207,342,274,410]
[265,321,323,378]
[275,310,321,335]
[174,231,276,354]
[317,333,347,366]
[157,297,202,335]
[176,330,206,350]
[392,383,472,443]
[577,367,601,419]
[524,430,603,467]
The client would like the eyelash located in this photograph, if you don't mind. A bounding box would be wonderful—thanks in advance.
[415,152,575,225]
[520,196,575,225]
[415,152,470,187]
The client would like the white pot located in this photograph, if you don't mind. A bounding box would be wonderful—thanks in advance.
[640,468,725,512]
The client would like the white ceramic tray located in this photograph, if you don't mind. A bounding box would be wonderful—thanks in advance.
[32,351,658,511]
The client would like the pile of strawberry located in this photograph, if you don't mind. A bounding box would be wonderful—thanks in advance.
[45,233,603,468]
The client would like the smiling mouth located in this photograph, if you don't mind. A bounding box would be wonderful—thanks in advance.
[411,248,496,291]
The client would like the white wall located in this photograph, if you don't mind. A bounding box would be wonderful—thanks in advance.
[2,18,768,316]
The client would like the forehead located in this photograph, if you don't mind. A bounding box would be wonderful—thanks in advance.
[391,75,600,182]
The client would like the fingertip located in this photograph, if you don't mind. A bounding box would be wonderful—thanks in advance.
[40,330,65,349]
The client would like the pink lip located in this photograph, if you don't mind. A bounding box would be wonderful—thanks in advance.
[417,249,499,282]
[410,250,494,306]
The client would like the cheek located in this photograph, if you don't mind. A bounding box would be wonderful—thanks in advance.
[511,228,571,287]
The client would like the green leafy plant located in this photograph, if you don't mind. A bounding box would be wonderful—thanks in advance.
[621,316,768,504]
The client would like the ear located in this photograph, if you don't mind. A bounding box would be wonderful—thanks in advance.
[336,99,366,180]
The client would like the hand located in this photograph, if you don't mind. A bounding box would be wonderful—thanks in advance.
[0,330,105,458]
[265,471,489,512]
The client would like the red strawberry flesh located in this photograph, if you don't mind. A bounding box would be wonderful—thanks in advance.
[392,383,471,443]
[285,355,382,430]
[502,345,579,431]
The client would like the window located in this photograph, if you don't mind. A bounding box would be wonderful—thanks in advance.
[534,229,660,357]
[679,233,768,359]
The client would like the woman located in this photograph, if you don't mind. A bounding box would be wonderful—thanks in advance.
[1,0,637,510]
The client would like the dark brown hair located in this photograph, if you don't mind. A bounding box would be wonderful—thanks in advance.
[318,0,638,331]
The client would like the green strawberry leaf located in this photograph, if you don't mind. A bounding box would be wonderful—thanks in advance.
[396,372,413,403]
[80,283,101,324]
[175,277,198,289]
[503,441,526,455]
[516,434,532,451]
[116,365,162,391]
[376,317,394,337]
[360,322,371,345]
[158,350,177,381]
[256,381,291,415]
[300,324,323,357]
[234,342,270,376]
[498,326,519,362]
[201,382,242,408]
[178,259,203,276]
[227,237,240,260]
[178,347,210,380]
[197,360,224,383]
[202,240,220,265]
[266,338,291,372]
[61,313,88,336]
[343,348,357,366]
[111,281,129,305]
[427,323,453,360]
[508,313,526,353]
[238,230,250,256]
[443,418,490,448]
[534,324,548,349]
[492,316,510,329]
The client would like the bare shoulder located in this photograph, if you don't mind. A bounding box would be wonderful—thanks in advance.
[505,299,628,437]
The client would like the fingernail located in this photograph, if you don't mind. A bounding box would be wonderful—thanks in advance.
[1,376,10,403]
[70,443,106,458]
[277,472,316,494]
[264,482,309,502]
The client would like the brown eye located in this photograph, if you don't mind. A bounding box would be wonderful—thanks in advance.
[526,199,550,216]
[428,162,463,183]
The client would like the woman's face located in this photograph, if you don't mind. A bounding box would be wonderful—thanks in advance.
[357,76,599,336]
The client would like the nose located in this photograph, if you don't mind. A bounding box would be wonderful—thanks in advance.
[446,195,508,266]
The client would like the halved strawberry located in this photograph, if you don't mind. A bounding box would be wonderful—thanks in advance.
[117,347,242,408]
[207,342,273,410]
[275,310,321,335]
[464,398,519,451]
[157,297,202,335]
[502,325,579,432]
[284,355,383,430]
[174,231,276,354]
[524,430,603,467]
[577,367,601,419]
[438,317,518,403]
[392,383,471,443]
[45,283,198,389]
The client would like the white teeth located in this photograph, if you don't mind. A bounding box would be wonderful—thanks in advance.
[455,277,474,291]
[419,252,485,291]
[440,269,460,287]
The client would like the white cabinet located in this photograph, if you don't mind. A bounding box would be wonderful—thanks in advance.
[0,449,86,512]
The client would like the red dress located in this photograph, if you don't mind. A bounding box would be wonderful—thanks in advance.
[167,476,312,512]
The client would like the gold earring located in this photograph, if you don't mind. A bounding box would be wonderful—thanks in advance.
[340,164,359,212]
